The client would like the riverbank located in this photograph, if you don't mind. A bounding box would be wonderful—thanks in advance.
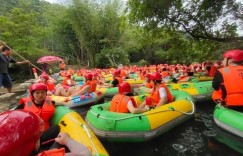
[0,80,34,113]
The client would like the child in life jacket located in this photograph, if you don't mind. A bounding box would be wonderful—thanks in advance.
[0,110,92,156]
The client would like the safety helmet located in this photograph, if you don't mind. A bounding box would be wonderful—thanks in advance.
[39,74,49,80]
[118,82,131,94]
[65,73,71,78]
[150,72,162,81]
[0,110,44,156]
[92,72,98,77]
[112,69,121,76]
[29,83,47,95]
[145,73,151,79]
[223,49,243,62]
[85,73,93,80]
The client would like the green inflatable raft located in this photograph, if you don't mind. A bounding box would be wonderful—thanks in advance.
[85,90,195,142]
[214,104,243,138]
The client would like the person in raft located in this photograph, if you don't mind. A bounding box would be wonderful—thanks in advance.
[212,49,243,111]
[16,83,60,149]
[139,72,174,108]
[110,82,150,114]
[38,73,56,95]
[0,110,92,156]
[99,69,123,88]
[55,73,97,97]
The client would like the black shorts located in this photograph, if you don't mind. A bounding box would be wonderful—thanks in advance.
[0,73,12,88]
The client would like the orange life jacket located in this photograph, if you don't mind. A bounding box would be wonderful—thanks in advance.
[209,66,217,77]
[161,71,170,78]
[151,84,174,105]
[46,81,55,93]
[38,148,65,156]
[115,76,123,84]
[21,97,55,130]
[212,66,243,106]
[62,77,74,86]
[120,70,127,79]
[110,94,137,113]
[145,81,153,88]
[80,80,97,93]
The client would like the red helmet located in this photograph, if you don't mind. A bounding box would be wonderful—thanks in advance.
[118,82,131,94]
[150,72,162,81]
[0,110,44,156]
[223,49,243,62]
[112,69,120,76]
[145,73,151,79]
[85,73,93,80]
[65,73,71,78]
[40,74,49,80]
[29,83,47,94]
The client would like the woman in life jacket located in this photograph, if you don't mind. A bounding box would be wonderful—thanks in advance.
[139,72,174,109]
[0,110,92,156]
[212,49,243,110]
[142,73,153,89]
[16,83,60,149]
[110,82,150,114]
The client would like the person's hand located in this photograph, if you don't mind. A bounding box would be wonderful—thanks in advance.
[145,105,150,111]
[24,60,30,64]
[55,132,71,145]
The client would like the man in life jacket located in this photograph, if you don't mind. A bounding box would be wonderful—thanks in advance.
[59,61,66,71]
[0,110,92,156]
[212,49,243,109]
[140,72,174,108]
[16,83,60,148]
[110,82,150,114]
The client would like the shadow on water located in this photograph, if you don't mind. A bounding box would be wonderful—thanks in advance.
[73,99,243,156]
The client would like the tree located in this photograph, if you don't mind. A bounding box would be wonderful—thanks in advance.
[128,0,243,42]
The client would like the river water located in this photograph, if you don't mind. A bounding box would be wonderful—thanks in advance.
[75,99,243,156]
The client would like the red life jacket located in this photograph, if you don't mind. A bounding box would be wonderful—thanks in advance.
[110,94,137,113]
[21,97,55,130]
[212,66,243,106]
[38,148,65,156]
[151,84,174,105]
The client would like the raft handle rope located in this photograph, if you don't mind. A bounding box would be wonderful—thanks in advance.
[90,97,195,121]
[67,113,99,156]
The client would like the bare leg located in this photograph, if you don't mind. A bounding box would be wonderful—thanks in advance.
[7,87,12,93]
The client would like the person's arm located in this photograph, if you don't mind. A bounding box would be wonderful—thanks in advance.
[127,100,149,114]
[71,85,90,96]
[156,87,167,108]
[11,58,29,65]
[55,132,92,156]
[212,70,223,90]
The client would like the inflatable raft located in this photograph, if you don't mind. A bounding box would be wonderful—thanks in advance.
[85,90,195,142]
[51,106,109,156]
[96,87,118,98]
[139,81,213,102]
[51,90,104,108]
[214,104,243,138]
